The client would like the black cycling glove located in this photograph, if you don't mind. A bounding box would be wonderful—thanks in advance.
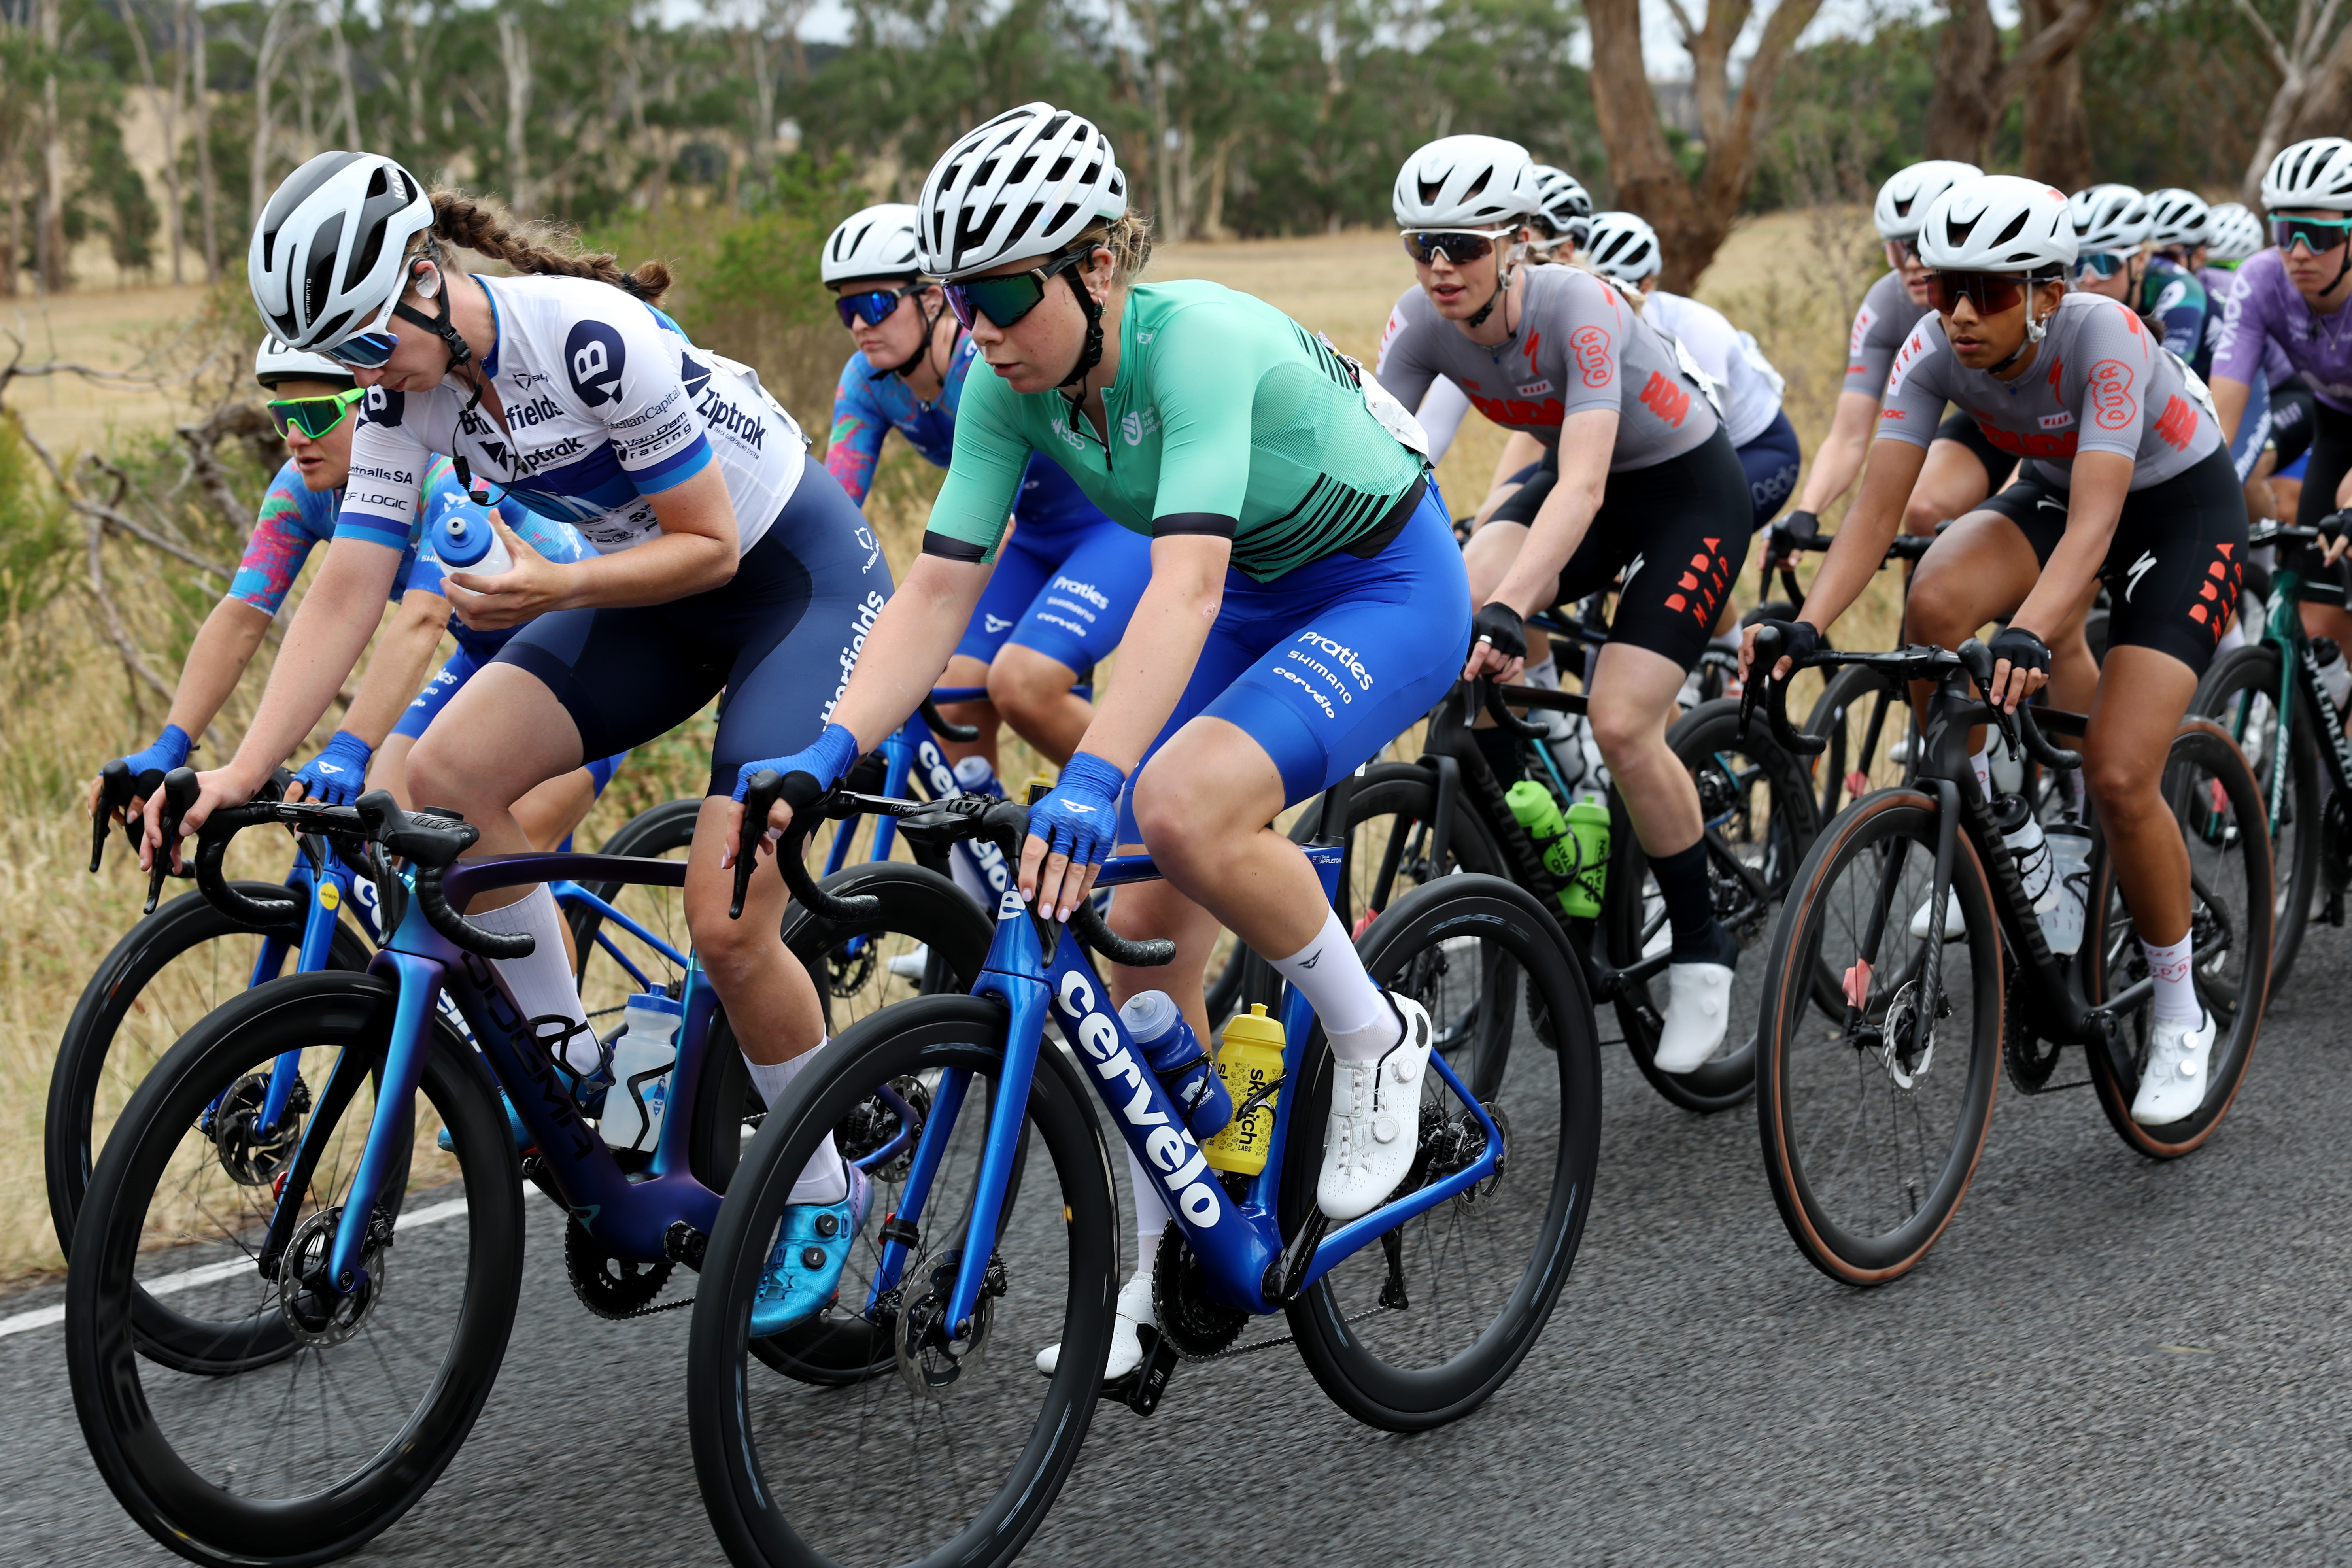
[1471,601,1528,664]
[1756,618,1819,673]
[1987,625,2052,677]
[1780,509,1820,542]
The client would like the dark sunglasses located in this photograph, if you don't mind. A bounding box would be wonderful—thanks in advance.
[2271,214,2352,255]
[2073,251,2127,280]
[266,386,367,439]
[1885,238,1921,265]
[324,330,397,368]
[834,282,926,329]
[941,251,1090,331]
[1926,270,2033,317]
[1400,227,1517,266]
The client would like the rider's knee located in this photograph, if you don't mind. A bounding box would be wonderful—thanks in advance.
[1584,688,1655,762]
[1901,491,1947,537]
[405,735,492,815]
[985,650,1072,726]
[2082,749,2151,820]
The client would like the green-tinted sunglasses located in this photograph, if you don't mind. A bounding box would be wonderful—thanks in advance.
[266,386,367,440]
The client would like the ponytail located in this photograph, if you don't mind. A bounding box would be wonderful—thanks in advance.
[425,189,672,303]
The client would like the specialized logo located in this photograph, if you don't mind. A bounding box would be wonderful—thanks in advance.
[1570,325,1611,388]
[564,321,628,407]
[1054,969,1222,1227]
[2088,359,2136,431]
[2125,550,2157,602]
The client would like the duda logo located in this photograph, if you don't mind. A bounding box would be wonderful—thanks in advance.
[1055,970,1222,1227]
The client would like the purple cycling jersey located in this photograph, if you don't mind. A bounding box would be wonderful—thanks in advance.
[2210,248,2352,413]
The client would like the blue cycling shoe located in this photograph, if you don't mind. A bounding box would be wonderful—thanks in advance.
[750,1159,873,1337]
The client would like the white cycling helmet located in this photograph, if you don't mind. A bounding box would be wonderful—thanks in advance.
[2262,136,2352,213]
[2068,183,2152,253]
[249,151,435,351]
[1875,160,1983,242]
[822,204,924,284]
[1917,176,2078,274]
[2206,202,2265,263]
[2145,187,2211,249]
[1529,166,1593,244]
[254,334,353,390]
[1584,212,1662,283]
[1392,135,1542,230]
[916,102,1128,280]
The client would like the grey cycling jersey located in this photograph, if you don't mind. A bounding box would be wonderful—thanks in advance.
[1877,292,2222,489]
[1841,270,1933,399]
[1377,265,1718,472]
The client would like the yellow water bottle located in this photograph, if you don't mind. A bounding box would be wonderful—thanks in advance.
[1203,1003,1285,1175]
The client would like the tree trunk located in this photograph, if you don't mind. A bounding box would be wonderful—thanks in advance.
[191,0,219,280]
[249,0,294,236]
[332,12,363,149]
[36,0,69,293]
[1923,0,2001,162]
[164,0,187,284]
[498,6,533,212]
[2020,0,2091,189]
[2285,19,2352,150]
[111,0,181,286]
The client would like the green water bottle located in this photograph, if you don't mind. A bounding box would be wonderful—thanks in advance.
[1505,780,1583,918]
[1564,795,1611,918]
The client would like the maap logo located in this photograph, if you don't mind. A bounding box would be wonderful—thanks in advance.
[1056,970,1222,1227]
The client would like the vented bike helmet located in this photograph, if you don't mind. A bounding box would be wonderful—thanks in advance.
[1919,176,2078,274]
[2145,187,2211,250]
[916,102,1128,280]
[2205,202,2265,262]
[1875,160,1984,242]
[248,151,434,352]
[822,204,924,283]
[2262,137,2352,213]
[254,334,355,390]
[1529,165,1593,246]
[2068,183,2153,254]
[1584,211,1662,284]
[1392,136,1542,230]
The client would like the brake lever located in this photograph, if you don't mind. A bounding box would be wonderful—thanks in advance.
[1476,678,1545,739]
[1955,637,2027,758]
[144,768,202,913]
[91,759,133,873]
[730,770,788,920]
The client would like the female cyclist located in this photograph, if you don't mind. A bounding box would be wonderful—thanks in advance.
[2071,184,2211,366]
[95,335,617,845]
[150,152,892,1334]
[1782,159,2014,543]
[820,202,1149,771]
[1746,175,2248,1126]
[730,102,1468,1377]
[2211,137,2352,650]
[1375,136,1753,1074]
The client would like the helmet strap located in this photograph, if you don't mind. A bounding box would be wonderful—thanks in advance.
[872,286,957,384]
[1057,263,1108,430]
[1988,293,2051,376]
[1466,255,1516,329]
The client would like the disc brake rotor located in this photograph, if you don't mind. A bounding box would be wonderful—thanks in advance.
[204,1070,310,1187]
[1879,980,1935,1089]
[894,1250,1004,1398]
[276,1205,387,1349]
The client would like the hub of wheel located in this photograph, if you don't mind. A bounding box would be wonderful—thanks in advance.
[204,1070,310,1187]
[1879,981,1936,1089]
[277,1206,386,1348]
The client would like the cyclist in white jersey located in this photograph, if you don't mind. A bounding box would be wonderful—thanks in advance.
[1747,176,2248,1125]
[149,153,894,1330]
[1782,160,2020,543]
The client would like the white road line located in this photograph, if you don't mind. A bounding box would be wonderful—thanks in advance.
[0,1192,482,1341]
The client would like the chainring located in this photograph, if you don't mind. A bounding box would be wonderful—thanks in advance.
[2002,961,2063,1094]
[204,1070,311,1187]
[563,1215,676,1319]
[1150,1223,1248,1360]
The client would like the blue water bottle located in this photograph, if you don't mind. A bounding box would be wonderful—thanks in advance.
[1119,990,1233,1139]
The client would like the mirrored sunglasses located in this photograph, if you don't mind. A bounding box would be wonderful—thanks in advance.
[266,386,368,439]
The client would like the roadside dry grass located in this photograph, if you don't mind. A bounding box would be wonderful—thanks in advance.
[0,209,1902,1284]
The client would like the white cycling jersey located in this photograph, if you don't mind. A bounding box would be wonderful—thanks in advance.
[343,272,807,554]
[1641,291,1785,448]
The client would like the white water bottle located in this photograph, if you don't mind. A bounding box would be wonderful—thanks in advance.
[602,990,684,1152]
[431,511,512,597]
[2040,824,2092,955]
[2315,637,2352,717]
[1994,794,2053,903]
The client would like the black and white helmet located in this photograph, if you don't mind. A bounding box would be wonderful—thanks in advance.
[2206,202,2265,263]
[1874,160,1983,241]
[253,334,353,390]
[1584,212,1662,283]
[916,103,1128,280]
[2068,184,2152,253]
[2145,187,2211,249]
[1918,176,2077,274]
[2262,137,2352,213]
[822,204,924,284]
[1529,165,1593,244]
[248,151,434,352]
[1392,136,1541,229]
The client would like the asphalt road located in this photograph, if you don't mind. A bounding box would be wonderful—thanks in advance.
[10,920,2352,1568]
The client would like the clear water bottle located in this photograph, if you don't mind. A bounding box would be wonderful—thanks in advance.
[1992,793,2053,903]
[431,510,512,597]
[602,990,684,1153]
[2040,823,2092,955]
[2315,637,2352,718]
[1118,990,1232,1140]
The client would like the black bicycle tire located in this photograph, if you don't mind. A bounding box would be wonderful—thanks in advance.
[2081,718,2274,1159]
[688,994,1116,1568]
[1278,872,1601,1430]
[568,795,703,977]
[1603,696,1820,1113]
[46,882,374,1262]
[65,970,524,1567]
[2190,643,2318,987]
[1804,661,1908,823]
[1755,787,2004,1286]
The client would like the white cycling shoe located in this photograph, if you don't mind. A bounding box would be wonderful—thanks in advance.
[1909,894,1966,940]
[1316,993,1436,1221]
[1654,961,1735,1073]
[2131,1010,2216,1125]
[1035,1270,1156,1379]
[886,943,930,981]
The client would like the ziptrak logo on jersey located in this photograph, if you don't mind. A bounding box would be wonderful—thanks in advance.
[822,590,889,722]
[696,385,767,450]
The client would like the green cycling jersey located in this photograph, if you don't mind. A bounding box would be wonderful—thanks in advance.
[923,280,1427,583]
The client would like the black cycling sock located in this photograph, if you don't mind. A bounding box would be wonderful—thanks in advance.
[1472,725,1521,785]
[1651,841,1734,962]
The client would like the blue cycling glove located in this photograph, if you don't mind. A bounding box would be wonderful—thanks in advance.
[1028,752,1128,873]
[114,725,192,790]
[292,730,374,806]
[733,723,861,803]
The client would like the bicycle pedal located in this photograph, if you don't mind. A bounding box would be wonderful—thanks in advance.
[1100,1326,1181,1417]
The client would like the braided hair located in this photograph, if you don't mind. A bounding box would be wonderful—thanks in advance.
[425,189,671,303]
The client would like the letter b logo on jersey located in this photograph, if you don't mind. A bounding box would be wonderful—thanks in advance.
[565,321,627,408]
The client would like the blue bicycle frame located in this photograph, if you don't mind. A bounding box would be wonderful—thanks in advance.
[865,824,1504,1342]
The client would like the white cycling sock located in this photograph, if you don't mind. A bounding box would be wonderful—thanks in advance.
[2139,933,2200,1023]
[1128,1145,1171,1254]
[1523,650,1560,690]
[1268,909,1394,1062]
[1969,746,1995,803]
[473,887,598,1076]
[745,1047,849,1205]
